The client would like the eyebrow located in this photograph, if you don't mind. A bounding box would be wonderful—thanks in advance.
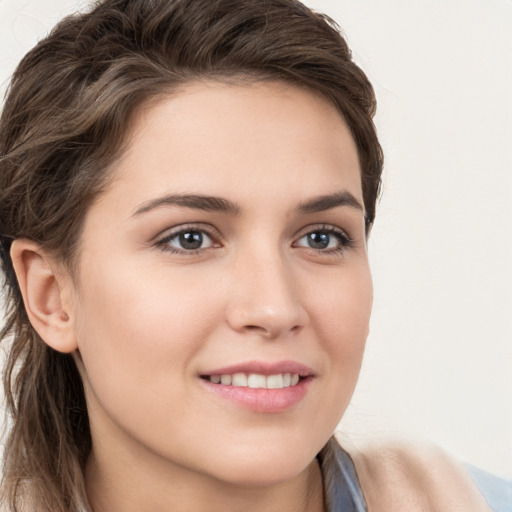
[297,191,364,214]
[132,194,241,216]
[132,190,364,217]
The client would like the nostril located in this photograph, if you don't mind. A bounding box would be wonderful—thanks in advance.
[244,325,272,336]
[226,299,309,338]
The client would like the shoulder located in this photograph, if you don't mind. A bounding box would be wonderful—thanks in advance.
[337,436,509,512]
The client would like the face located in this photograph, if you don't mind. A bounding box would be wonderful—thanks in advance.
[72,81,372,486]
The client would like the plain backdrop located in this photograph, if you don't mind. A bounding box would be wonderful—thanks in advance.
[0,0,511,479]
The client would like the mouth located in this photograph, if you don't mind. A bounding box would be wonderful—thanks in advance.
[199,361,314,413]
[200,372,305,389]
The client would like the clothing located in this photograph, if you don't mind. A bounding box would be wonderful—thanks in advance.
[319,437,512,512]
[467,465,512,512]
[318,438,367,511]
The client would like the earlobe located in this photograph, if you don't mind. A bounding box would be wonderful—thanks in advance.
[10,239,78,353]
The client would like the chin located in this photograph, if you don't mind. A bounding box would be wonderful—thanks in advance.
[196,434,323,487]
[212,458,311,488]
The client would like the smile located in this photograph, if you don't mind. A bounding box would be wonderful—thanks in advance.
[199,361,314,413]
[204,372,301,389]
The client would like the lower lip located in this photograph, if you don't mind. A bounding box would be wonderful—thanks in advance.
[200,378,312,413]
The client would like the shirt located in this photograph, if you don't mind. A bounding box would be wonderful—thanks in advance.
[319,437,512,512]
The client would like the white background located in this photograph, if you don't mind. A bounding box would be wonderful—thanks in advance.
[1,0,511,479]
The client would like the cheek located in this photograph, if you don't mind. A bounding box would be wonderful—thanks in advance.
[307,262,372,403]
[287,264,371,446]
[73,258,220,412]
[309,262,372,350]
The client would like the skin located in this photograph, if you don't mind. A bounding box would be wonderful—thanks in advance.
[12,81,372,512]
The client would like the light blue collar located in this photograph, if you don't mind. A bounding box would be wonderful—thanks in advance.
[318,437,367,512]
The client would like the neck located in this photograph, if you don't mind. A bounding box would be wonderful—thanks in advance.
[85,437,325,512]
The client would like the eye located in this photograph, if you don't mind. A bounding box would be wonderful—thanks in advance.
[294,226,353,253]
[156,227,216,254]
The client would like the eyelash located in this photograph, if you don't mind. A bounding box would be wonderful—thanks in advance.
[155,224,219,255]
[293,224,355,255]
[155,224,354,255]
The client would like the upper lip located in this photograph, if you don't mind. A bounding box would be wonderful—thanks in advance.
[200,360,315,377]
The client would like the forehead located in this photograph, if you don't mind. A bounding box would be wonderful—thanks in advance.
[97,80,362,215]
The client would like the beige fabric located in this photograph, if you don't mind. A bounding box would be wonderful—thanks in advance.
[346,440,491,512]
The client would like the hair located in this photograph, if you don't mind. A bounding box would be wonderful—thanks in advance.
[0,0,383,510]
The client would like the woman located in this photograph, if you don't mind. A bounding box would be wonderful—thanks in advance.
[0,0,509,511]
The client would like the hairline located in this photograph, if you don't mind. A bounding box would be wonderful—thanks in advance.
[65,73,363,284]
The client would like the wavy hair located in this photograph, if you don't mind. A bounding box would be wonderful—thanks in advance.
[0,0,383,510]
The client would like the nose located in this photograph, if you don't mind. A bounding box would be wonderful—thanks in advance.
[225,251,309,339]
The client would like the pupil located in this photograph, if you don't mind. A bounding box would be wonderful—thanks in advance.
[179,231,203,250]
[308,232,329,249]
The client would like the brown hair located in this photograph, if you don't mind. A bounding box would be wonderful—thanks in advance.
[0,0,383,510]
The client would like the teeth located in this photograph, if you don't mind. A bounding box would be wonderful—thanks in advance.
[248,373,266,388]
[209,372,301,389]
[232,373,247,387]
[267,374,284,389]
[220,374,232,385]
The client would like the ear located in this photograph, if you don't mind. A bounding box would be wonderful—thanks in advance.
[10,239,78,353]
